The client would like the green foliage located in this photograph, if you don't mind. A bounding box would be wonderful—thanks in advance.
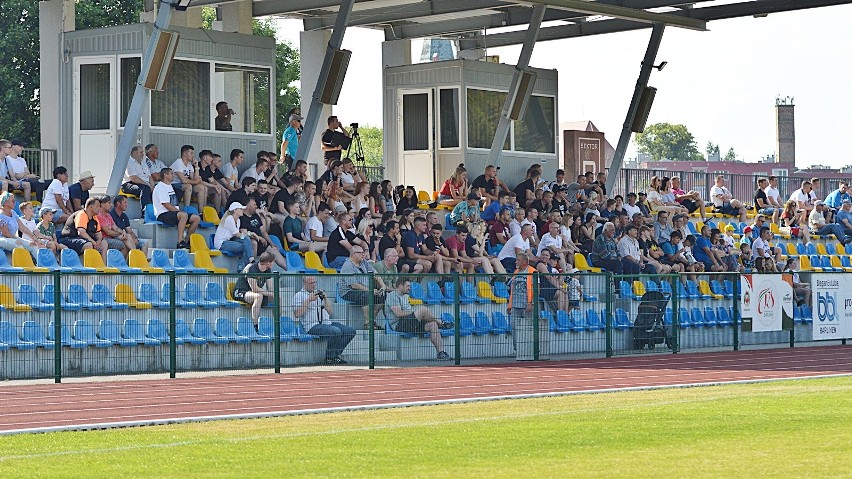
[75,0,142,29]
[0,1,42,146]
[355,125,383,167]
[635,122,704,162]
[724,147,737,162]
[705,141,720,160]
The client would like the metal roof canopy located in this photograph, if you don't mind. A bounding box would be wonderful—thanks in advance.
[188,0,852,47]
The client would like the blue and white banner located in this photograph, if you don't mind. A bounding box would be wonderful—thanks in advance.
[812,274,850,341]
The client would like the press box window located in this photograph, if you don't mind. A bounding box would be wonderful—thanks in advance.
[213,64,271,134]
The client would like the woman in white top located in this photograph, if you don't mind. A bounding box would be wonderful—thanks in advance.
[214,202,255,272]
[349,181,372,214]
[646,176,686,218]
[41,166,73,224]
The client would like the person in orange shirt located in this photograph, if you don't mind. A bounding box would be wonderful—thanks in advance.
[58,197,109,262]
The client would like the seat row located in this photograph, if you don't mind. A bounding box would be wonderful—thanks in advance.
[0,317,317,351]
[620,279,736,301]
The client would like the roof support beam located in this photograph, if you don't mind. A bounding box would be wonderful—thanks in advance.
[530,0,705,31]
[488,5,547,168]
[606,23,665,195]
[305,0,509,30]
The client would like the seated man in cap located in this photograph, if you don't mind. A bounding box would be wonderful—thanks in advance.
[449,192,482,228]
[69,171,95,212]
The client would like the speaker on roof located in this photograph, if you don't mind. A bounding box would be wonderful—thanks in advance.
[142,30,180,91]
[317,49,352,105]
[507,70,537,121]
[631,86,657,133]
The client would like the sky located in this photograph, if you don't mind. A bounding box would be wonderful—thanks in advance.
[273,4,852,169]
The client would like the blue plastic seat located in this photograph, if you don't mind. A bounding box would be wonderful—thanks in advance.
[97,320,137,347]
[842,256,852,268]
[585,309,603,331]
[257,316,292,342]
[335,283,352,305]
[552,310,571,332]
[493,281,509,300]
[18,284,50,311]
[215,318,251,344]
[184,283,217,308]
[285,252,317,273]
[60,249,96,272]
[702,307,718,327]
[425,281,449,305]
[664,307,673,326]
[145,318,170,343]
[710,280,732,299]
[582,292,598,302]
[473,312,492,335]
[490,311,511,334]
[846,243,852,255]
[0,251,24,272]
[73,319,111,347]
[36,248,69,271]
[795,243,807,255]
[723,280,735,298]
[173,250,207,273]
[800,304,813,324]
[460,282,484,305]
[162,283,195,308]
[0,321,36,349]
[151,250,177,271]
[269,235,287,255]
[716,306,733,326]
[539,310,555,331]
[690,307,705,327]
[68,284,105,310]
[281,317,314,341]
[106,249,142,273]
[123,319,160,346]
[645,280,659,294]
[21,321,53,348]
[686,281,709,299]
[206,282,240,308]
[144,204,166,225]
[92,284,129,309]
[806,243,818,255]
[138,283,169,308]
[183,206,214,228]
[677,307,692,327]
[409,282,427,303]
[687,222,698,235]
[237,317,272,342]
[614,308,632,330]
[192,318,229,344]
[659,280,673,297]
[439,312,457,337]
[176,318,205,345]
[619,281,641,300]
[45,320,87,348]
[458,312,476,336]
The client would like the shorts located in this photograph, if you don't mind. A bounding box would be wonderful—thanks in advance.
[395,315,424,333]
[680,199,699,213]
[717,203,739,216]
[342,289,384,307]
[569,300,580,308]
[172,182,185,196]
[397,258,419,272]
[58,237,91,254]
[106,238,126,251]
[540,285,556,302]
[157,211,180,225]
[233,290,268,306]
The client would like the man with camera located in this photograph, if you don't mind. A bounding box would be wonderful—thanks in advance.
[321,116,351,167]
[293,276,355,365]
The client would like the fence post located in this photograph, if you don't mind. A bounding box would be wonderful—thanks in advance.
[168,272,177,378]
[605,272,613,358]
[53,271,62,384]
[453,272,461,365]
[368,274,375,369]
[671,273,680,353]
[273,273,281,373]
[733,275,740,351]
[789,318,795,348]
[533,271,540,361]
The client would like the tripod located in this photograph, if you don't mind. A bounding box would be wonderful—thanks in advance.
[345,127,366,165]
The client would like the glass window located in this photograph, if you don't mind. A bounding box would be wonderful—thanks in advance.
[120,57,141,127]
[151,60,210,130]
[439,89,459,148]
[212,64,271,134]
[514,95,555,153]
[402,93,429,151]
[466,89,509,150]
[80,63,111,130]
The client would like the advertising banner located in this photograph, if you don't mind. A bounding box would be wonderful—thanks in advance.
[740,274,794,332]
[812,274,850,341]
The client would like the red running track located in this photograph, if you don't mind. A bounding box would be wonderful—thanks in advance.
[1,346,850,435]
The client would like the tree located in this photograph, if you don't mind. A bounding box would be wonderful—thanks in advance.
[354,125,383,167]
[705,141,720,160]
[724,147,737,162]
[634,123,704,162]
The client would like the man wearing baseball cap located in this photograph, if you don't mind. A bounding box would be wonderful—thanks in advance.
[69,171,95,212]
[214,202,254,271]
[809,200,852,244]
[280,113,302,172]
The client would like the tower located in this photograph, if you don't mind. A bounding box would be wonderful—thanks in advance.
[775,96,795,166]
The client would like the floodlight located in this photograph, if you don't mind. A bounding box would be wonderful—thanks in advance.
[653,61,668,71]
[174,0,191,11]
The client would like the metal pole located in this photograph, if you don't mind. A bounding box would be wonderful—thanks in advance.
[273,273,281,373]
[533,271,540,361]
[605,23,665,195]
[486,4,546,167]
[453,273,461,365]
[168,272,176,378]
[369,274,376,369]
[107,0,177,196]
[671,273,680,353]
[294,0,356,163]
[733,275,740,351]
[53,272,62,383]
[605,273,613,358]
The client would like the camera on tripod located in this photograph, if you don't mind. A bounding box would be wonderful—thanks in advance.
[350,122,359,133]
[346,122,365,164]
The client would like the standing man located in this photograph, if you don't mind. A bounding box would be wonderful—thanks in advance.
[68,171,95,212]
[293,276,354,365]
[122,145,154,207]
[214,101,234,131]
[508,252,543,361]
[320,116,351,166]
[152,168,201,249]
[280,113,301,172]
[170,145,208,211]
[764,175,783,224]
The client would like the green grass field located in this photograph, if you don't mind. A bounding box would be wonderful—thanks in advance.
[2,377,850,478]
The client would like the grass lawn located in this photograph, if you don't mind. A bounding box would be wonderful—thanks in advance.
[1,376,850,478]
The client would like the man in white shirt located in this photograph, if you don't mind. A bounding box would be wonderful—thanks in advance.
[809,200,850,244]
[293,276,354,365]
[121,145,154,207]
[5,140,45,201]
[42,166,72,223]
[764,175,782,209]
[709,175,747,222]
[539,221,572,271]
[306,203,331,243]
[338,158,365,195]
[789,180,815,215]
[240,156,270,184]
[497,224,533,272]
[169,144,208,211]
[144,144,167,183]
[220,149,243,191]
[623,192,642,218]
[152,168,201,249]
[617,225,645,275]
[751,226,783,266]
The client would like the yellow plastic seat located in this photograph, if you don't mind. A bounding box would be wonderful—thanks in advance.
[305,251,336,274]
[11,247,49,272]
[717,221,727,232]
[115,283,152,309]
[128,249,165,273]
[632,281,646,297]
[828,255,852,272]
[118,190,138,199]
[416,190,431,210]
[574,253,602,273]
[0,284,32,312]
[194,250,228,274]
[799,255,821,272]
[202,206,221,226]
[834,243,845,255]
[226,282,238,301]
[408,297,424,305]
[769,222,790,239]
[786,243,799,257]
[816,243,829,256]
[477,281,507,304]
[699,280,723,300]
[190,233,221,257]
[83,249,120,273]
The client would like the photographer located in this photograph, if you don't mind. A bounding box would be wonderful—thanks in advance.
[293,276,354,365]
[321,116,351,166]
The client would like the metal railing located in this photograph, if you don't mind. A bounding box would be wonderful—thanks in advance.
[21,148,58,179]
[0,269,844,383]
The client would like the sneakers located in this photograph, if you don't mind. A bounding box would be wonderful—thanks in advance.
[436,351,451,361]
[325,356,348,365]
[176,240,189,249]
[438,321,454,330]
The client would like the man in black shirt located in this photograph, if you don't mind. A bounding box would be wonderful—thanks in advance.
[319,160,343,187]
[327,212,368,269]
[229,177,256,209]
[530,190,554,215]
[271,176,303,219]
[471,165,499,202]
[551,186,569,216]
[423,224,457,273]
[378,220,402,258]
[320,116,351,166]
[239,198,287,269]
[592,171,608,199]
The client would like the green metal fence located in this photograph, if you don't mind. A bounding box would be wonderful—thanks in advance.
[0,269,845,382]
